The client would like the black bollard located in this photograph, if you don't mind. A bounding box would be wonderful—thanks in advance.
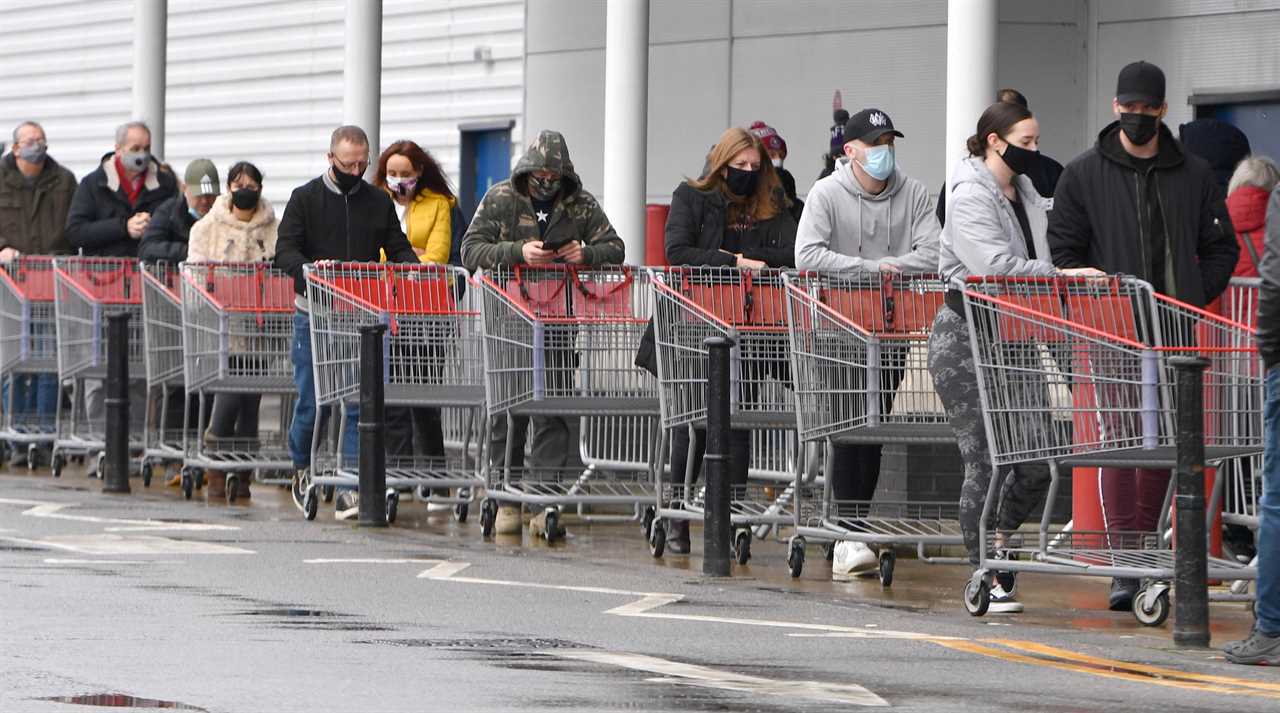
[1171,356,1210,648]
[703,336,733,577]
[102,313,131,494]
[357,324,388,527]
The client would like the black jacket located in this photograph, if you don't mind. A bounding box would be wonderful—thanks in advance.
[1048,122,1238,307]
[64,153,177,257]
[663,182,796,268]
[138,194,197,264]
[274,174,418,295]
[1258,186,1280,369]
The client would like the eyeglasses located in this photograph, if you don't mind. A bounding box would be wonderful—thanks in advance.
[16,140,46,149]
[330,154,369,174]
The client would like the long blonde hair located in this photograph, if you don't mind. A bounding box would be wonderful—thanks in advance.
[687,127,782,223]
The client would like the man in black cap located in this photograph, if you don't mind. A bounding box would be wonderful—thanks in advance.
[1048,60,1239,613]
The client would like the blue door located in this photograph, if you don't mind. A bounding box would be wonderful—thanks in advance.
[1198,101,1280,166]
[460,128,511,220]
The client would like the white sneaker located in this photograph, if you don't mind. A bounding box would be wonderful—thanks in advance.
[987,581,1024,614]
[334,491,359,521]
[832,541,878,579]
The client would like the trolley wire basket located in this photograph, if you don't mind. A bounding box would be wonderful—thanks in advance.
[0,257,59,466]
[140,262,188,473]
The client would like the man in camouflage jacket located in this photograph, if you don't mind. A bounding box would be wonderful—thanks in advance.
[462,130,625,510]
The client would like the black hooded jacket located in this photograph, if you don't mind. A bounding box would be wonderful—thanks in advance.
[1048,121,1238,307]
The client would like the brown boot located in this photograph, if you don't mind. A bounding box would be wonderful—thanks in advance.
[234,473,251,501]
[205,470,226,500]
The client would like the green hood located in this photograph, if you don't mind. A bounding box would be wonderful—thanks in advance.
[511,130,581,198]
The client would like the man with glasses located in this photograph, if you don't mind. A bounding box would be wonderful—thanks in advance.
[274,125,419,520]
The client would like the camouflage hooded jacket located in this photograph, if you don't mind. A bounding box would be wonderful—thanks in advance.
[461,130,625,270]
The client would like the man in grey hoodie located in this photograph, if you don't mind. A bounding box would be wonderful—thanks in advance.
[795,108,941,577]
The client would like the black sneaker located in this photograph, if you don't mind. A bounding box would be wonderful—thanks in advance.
[334,491,359,521]
[1109,578,1140,612]
[290,469,308,513]
[666,520,691,555]
[1224,628,1280,665]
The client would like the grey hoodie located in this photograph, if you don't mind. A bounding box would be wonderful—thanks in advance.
[794,157,939,273]
[938,156,1057,289]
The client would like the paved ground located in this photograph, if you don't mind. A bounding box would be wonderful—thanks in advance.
[1,466,1276,712]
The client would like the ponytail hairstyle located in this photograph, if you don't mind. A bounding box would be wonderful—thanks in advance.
[966,101,1034,157]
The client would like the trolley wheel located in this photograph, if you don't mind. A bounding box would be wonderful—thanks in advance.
[226,474,239,504]
[386,490,399,525]
[454,501,469,523]
[322,485,335,503]
[542,509,561,543]
[641,505,656,540]
[964,576,991,617]
[93,451,105,480]
[51,452,64,478]
[878,550,896,588]
[733,529,751,566]
[181,471,194,500]
[1133,586,1170,627]
[141,459,153,488]
[27,444,40,471]
[649,520,666,558]
[303,485,319,521]
[479,499,497,538]
[787,536,806,579]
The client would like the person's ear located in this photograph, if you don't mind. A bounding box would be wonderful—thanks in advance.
[987,132,1002,152]
[1112,99,1122,117]
[1158,102,1169,120]
[843,143,858,161]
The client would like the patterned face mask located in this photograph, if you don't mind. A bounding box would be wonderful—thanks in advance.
[528,174,562,201]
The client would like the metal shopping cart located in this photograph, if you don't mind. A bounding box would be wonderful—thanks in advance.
[140,262,188,485]
[477,265,657,541]
[306,262,485,524]
[0,257,58,471]
[180,262,296,501]
[783,271,960,584]
[1219,276,1262,596]
[51,257,146,479]
[961,275,1262,624]
[648,266,801,562]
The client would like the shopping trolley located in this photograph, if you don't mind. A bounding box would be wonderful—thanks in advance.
[648,266,801,563]
[180,262,296,501]
[305,262,485,524]
[961,275,1261,624]
[0,257,58,470]
[783,271,960,584]
[51,257,146,479]
[140,262,188,485]
[477,265,657,541]
[1219,276,1262,596]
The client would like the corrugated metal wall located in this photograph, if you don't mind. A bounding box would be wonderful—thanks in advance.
[0,0,524,208]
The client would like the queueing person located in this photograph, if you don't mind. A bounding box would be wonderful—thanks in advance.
[1223,181,1280,665]
[461,129,625,536]
[187,161,279,502]
[274,125,420,520]
[794,107,941,577]
[661,126,797,554]
[749,121,804,221]
[372,140,455,500]
[139,158,220,264]
[0,121,75,458]
[1048,60,1240,612]
[1226,157,1280,280]
[931,101,1104,613]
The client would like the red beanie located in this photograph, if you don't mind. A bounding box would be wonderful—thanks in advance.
[749,120,786,156]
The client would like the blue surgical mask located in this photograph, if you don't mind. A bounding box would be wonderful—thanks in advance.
[856,145,895,181]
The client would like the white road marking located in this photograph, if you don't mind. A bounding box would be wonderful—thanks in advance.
[550,649,888,707]
[305,558,431,564]
[416,561,472,579]
[0,498,238,532]
[0,534,252,555]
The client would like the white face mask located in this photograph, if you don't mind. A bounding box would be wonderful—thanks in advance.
[771,158,783,169]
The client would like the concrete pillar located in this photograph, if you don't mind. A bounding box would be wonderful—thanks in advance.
[944,0,998,194]
[603,0,649,265]
[344,0,383,176]
[132,0,167,159]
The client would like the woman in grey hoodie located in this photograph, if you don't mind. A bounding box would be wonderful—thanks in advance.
[930,102,1102,614]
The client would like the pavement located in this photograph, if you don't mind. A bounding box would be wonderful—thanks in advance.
[1,464,1276,713]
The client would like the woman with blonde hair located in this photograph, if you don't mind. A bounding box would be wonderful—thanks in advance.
[660,127,796,553]
[1226,156,1280,278]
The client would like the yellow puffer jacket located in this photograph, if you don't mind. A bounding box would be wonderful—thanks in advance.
[384,188,453,265]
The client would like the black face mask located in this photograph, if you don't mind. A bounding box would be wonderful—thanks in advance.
[331,165,363,193]
[1118,112,1159,146]
[231,188,260,210]
[724,166,759,197]
[998,141,1040,176]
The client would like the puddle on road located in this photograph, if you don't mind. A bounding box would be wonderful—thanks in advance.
[356,636,580,650]
[36,693,206,710]
[224,607,396,632]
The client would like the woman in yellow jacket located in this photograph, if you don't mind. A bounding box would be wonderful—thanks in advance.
[373,140,456,500]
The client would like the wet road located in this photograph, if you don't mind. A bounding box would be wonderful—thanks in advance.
[1,468,1276,712]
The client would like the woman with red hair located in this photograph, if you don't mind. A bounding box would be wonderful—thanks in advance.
[374,140,457,263]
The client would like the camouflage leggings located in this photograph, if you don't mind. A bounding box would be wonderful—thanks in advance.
[928,307,1051,565]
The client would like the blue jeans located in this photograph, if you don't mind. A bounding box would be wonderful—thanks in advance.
[3,373,59,433]
[288,309,358,471]
[1257,366,1280,635]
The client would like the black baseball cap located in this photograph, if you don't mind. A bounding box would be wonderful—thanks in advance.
[1116,61,1166,106]
[844,108,904,145]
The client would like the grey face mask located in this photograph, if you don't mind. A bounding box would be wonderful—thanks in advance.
[17,143,46,164]
[120,150,149,172]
